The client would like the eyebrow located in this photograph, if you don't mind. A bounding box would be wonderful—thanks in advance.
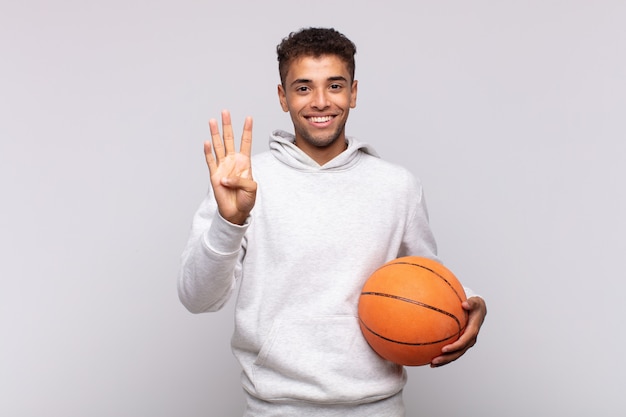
[289,75,349,87]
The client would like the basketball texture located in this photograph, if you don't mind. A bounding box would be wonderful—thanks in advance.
[358,256,468,366]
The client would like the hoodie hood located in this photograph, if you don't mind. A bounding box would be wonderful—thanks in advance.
[269,130,379,172]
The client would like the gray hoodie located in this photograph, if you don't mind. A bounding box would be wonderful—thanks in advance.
[179,130,457,416]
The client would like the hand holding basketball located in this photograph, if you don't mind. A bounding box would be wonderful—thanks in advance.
[205,110,257,225]
[430,295,487,367]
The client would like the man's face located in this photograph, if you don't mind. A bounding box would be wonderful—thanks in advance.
[278,54,358,158]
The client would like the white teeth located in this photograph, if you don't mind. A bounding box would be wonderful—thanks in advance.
[309,116,332,123]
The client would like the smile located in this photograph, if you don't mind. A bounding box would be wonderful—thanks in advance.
[308,116,333,123]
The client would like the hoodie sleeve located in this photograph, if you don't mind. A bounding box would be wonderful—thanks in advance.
[399,175,479,299]
[398,173,439,262]
[177,192,249,313]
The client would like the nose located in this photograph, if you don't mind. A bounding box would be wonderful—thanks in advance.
[310,89,330,110]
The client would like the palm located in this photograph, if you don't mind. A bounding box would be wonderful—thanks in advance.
[210,152,254,219]
[205,110,257,225]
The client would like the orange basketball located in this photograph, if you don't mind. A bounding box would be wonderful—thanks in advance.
[358,256,468,366]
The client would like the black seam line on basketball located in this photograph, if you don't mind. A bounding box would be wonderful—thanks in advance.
[359,318,460,346]
[377,261,465,303]
[361,291,462,329]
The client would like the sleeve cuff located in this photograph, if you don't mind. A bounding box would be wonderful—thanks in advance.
[203,212,250,255]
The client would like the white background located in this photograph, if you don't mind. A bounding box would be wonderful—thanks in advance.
[1,1,625,416]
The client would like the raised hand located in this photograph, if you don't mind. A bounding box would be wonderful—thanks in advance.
[205,110,257,225]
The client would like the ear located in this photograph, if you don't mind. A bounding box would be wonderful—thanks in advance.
[277,84,289,112]
[350,80,358,109]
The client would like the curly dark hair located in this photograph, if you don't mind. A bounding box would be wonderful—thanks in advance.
[276,27,357,85]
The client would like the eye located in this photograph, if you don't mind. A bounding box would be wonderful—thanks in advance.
[330,83,342,90]
[296,85,310,93]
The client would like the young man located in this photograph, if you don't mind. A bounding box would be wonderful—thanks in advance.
[178,27,487,416]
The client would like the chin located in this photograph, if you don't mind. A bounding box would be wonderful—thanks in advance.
[301,130,343,148]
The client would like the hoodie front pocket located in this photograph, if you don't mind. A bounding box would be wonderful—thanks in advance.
[251,315,405,404]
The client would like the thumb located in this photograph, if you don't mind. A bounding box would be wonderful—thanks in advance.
[221,176,258,193]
